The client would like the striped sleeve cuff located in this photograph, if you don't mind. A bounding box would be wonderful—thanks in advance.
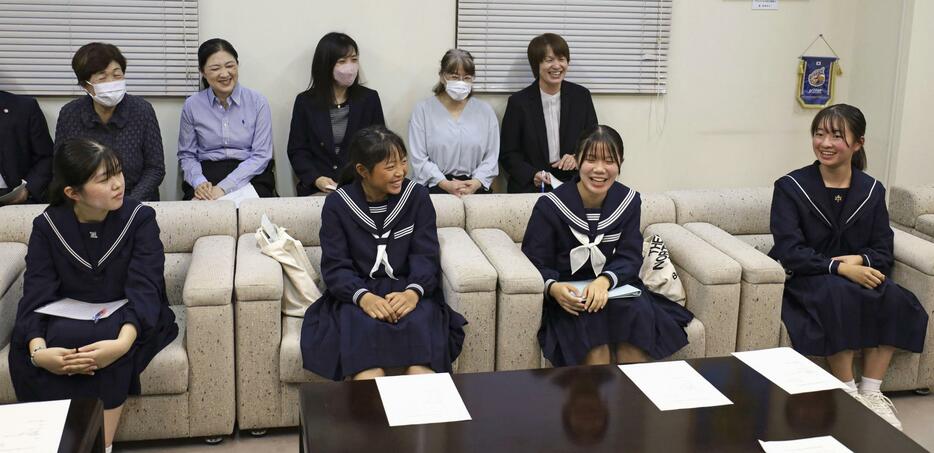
[599,271,618,290]
[406,283,424,298]
[352,288,370,305]
[863,254,872,268]
[544,278,557,299]
[828,260,841,275]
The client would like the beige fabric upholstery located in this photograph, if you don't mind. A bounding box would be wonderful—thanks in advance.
[889,185,934,242]
[668,188,772,235]
[0,243,26,299]
[0,201,238,442]
[233,195,496,430]
[917,215,934,240]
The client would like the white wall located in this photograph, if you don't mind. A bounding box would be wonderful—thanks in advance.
[32,0,930,200]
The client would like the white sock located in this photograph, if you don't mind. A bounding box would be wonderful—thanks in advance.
[105,446,113,453]
[843,379,858,394]
[859,376,883,394]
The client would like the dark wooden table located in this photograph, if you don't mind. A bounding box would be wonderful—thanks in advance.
[59,399,106,453]
[299,357,926,452]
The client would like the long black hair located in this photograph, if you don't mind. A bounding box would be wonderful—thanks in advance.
[306,32,360,106]
[198,38,239,90]
[48,138,122,206]
[574,125,625,167]
[339,125,407,186]
[810,103,868,171]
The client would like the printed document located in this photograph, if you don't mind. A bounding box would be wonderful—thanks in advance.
[733,347,847,394]
[758,436,853,452]
[0,399,71,453]
[619,361,733,411]
[375,373,472,427]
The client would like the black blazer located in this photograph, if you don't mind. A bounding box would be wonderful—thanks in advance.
[287,86,385,196]
[499,80,597,193]
[0,91,53,202]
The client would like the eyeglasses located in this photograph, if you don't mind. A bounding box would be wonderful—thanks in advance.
[444,73,474,83]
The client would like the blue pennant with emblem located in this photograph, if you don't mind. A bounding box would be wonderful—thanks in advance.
[798,56,841,108]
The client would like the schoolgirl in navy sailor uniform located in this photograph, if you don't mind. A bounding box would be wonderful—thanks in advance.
[768,103,927,430]
[300,125,466,380]
[8,137,178,450]
[521,125,693,367]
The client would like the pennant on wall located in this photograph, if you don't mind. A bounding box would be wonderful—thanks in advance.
[797,56,842,108]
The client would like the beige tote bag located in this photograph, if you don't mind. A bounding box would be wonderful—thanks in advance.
[639,234,686,304]
[255,226,322,317]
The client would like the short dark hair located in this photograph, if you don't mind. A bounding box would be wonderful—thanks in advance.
[339,125,408,186]
[307,32,360,106]
[574,125,624,167]
[432,48,476,96]
[527,33,570,76]
[71,42,126,87]
[198,38,239,89]
[810,104,868,171]
[49,138,123,206]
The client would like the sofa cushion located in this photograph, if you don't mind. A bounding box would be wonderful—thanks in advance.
[280,315,325,383]
[736,234,774,255]
[0,204,46,245]
[139,305,189,395]
[667,188,772,235]
[147,201,237,254]
[464,194,541,243]
[163,253,191,306]
[917,214,934,238]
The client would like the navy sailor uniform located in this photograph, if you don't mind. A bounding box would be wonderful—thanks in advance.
[8,200,178,409]
[521,178,694,366]
[769,162,928,356]
[300,179,467,380]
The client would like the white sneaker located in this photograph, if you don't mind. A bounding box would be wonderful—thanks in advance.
[858,391,903,431]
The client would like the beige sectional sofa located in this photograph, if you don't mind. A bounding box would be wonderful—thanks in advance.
[890,185,934,242]
[0,201,238,442]
[667,187,934,391]
[232,194,497,431]
[461,192,744,371]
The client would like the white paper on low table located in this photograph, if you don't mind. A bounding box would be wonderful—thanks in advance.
[218,183,259,208]
[618,361,733,411]
[758,436,853,453]
[733,347,848,394]
[375,373,472,427]
[0,399,71,453]
[35,298,128,321]
[567,281,642,299]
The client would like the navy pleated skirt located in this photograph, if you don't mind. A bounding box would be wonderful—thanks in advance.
[301,278,467,381]
[538,282,694,366]
[782,274,928,356]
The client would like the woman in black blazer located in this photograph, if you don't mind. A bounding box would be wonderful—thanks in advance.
[500,33,598,193]
[288,32,385,196]
[0,91,53,204]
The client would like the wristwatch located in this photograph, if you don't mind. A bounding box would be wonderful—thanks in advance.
[29,345,45,367]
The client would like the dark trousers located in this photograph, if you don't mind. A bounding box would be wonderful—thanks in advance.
[182,159,278,200]
[428,174,492,194]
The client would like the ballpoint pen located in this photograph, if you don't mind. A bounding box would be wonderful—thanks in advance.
[92,308,107,324]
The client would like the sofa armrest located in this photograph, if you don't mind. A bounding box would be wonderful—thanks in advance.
[183,235,235,307]
[893,228,934,277]
[683,223,785,284]
[645,223,742,285]
[889,185,934,229]
[437,227,497,295]
[469,228,544,295]
[0,243,26,298]
[234,233,284,303]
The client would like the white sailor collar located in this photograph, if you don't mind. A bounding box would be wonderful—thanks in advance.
[42,200,145,272]
[334,178,418,235]
[543,177,637,235]
[781,161,880,230]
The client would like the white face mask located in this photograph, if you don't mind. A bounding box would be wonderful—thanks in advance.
[445,80,472,101]
[86,79,126,107]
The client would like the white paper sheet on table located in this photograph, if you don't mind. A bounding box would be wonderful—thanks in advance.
[218,183,259,208]
[733,347,848,394]
[618,361,733,411]
[758,436,853,452]
[0,399,71,453]
[375,373,472,427]
[35,298,128,321]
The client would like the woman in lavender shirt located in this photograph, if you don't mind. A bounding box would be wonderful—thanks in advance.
[177,38,276,200]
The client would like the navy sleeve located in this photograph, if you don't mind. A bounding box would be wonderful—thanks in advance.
[401,191,441,299]
[859,188,895,272]
[600,194,643,289]
[369,91,386,126]
[286,95,321,187]
[319,197,371,304]
[14,218,59,343]
[121,207,168,336]
[129,101,166,201]
[499,96,537,189]
[521,201,562,296]
[584,89,598,130]
[769,182,839,276]
[24,98,53,202]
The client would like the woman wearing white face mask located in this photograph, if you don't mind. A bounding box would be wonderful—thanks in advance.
[287,32,385,196]
[55,42,166,201]
[408,49,499,195]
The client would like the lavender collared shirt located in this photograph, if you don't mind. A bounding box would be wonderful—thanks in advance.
[177,83,273,193]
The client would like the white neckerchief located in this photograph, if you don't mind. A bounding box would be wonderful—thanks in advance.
[569,226,605,276]
[369,231,397,279]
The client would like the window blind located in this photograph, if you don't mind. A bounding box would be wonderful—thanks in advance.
[456,0,671,94]
[0,0,199,96]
